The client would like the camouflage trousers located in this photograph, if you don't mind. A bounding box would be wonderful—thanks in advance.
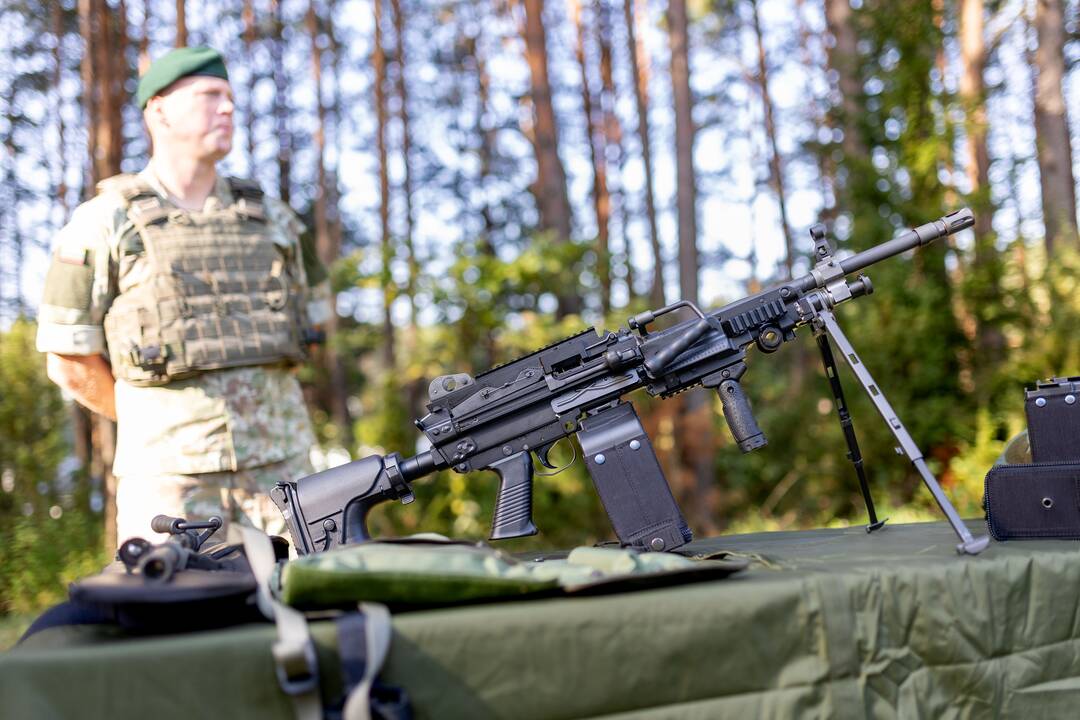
[114,452,314,548]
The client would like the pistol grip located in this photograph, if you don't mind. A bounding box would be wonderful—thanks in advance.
[489,451,538,541]
[718,379,767,452]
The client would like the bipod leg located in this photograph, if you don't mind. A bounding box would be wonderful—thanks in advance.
[814,331,886,533]
[815,308,989,555]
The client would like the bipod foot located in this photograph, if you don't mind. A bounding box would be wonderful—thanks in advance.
[866,518,887,534]
[957,535,990,555]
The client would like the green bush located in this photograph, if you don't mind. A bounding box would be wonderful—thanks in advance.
[0,319,107,617]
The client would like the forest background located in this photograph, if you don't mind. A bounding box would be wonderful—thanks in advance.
[0,0,1078,644]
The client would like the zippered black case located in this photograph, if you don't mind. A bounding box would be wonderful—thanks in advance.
[984,461,1080,540]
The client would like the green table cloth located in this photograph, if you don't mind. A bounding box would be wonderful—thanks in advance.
[5,519,1080,719]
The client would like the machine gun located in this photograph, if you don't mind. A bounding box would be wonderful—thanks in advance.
[272,209,990,556]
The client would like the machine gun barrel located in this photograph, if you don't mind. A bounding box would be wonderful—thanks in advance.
[791,209,974,293]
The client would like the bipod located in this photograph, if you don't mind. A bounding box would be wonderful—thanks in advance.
[810,305,989,555]
[814,331,886,533]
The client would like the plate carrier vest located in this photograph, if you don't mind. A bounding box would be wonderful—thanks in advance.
[100,174,308,386]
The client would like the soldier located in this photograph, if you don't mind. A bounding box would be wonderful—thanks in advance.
[36,47,332,546]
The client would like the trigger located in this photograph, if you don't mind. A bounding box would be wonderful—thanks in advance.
[535,441,558,470]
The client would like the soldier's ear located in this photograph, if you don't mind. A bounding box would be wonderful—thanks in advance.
[144,96,170,133]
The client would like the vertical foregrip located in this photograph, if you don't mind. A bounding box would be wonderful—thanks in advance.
[489,451,539,541]
[718,379,768,452]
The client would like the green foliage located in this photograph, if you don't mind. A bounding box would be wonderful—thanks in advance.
[0,320,107,617]
[0,615,33,651]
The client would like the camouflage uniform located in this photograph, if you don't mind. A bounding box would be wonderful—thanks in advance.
[37,168,331,545]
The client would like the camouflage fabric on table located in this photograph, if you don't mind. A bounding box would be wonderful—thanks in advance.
[115,451,314,545]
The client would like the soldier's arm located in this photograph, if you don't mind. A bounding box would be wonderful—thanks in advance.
[37,195,121,418]
[46,353,117,421]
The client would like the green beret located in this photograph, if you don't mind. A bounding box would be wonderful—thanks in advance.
[137,46,229,109]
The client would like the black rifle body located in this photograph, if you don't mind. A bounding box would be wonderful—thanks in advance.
[272,210,982,555]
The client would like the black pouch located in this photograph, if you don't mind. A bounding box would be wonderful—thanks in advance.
[984,461,1080,540]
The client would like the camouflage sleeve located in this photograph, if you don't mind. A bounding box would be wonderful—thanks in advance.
[35,196,123,355]
[264,197,332,326]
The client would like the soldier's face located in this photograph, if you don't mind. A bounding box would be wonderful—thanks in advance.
[149,76,235,162]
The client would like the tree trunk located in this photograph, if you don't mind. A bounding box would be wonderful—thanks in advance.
[668,0,697,306]
[79,0,125,550]
[624,0,664,308]
[138,0,151,73]
[98,414,117,550]
[3,83,22,315]
[823,0,866,167]
[750,0,808,394]
[243,0,258,173]
[307,0,351,435]
[390,0,426,415]
[327,0,345,260]
[750,0,794,276]
[53,0,69,219]
[307,1,330,274]
[595,0,627,305]
[79,0,98,195]
[794,0,834,225]
[570,0,611,314]
[175,0,186,46]
[389,0,418,325]
[521,0,580,316]
[271,0,291,204]
[1033,0,1078,252]
[668,0,717,535]
[470,29,498,260]
[959,0,993,243]
[958,0,1005,367]
[374,0,396,370]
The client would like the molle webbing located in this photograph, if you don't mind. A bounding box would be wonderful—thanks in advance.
[101,174,306,386]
